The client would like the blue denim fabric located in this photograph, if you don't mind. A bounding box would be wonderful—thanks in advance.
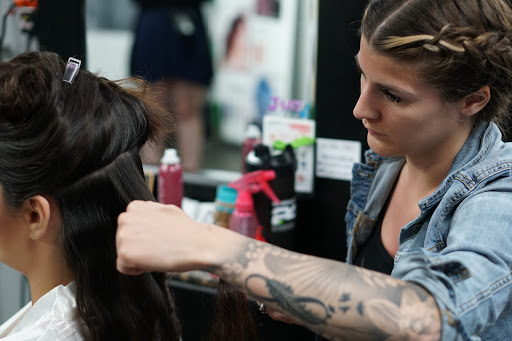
[346,122,512,341]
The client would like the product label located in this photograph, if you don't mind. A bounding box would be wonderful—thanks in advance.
[263,116,316,194]
[270,197,296,232]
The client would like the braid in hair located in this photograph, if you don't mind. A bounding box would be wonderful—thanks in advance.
[362,0,512,137]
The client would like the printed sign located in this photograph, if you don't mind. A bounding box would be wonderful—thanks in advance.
[316,138,361,181]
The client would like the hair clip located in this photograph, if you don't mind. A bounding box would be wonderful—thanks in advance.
[62,57,81,84]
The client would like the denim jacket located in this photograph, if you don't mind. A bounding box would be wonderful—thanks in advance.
[345,122,512,341]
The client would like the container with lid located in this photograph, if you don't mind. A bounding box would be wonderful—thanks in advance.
[245,144,297,250]
[158,148,183,207]
[213,184,238,228]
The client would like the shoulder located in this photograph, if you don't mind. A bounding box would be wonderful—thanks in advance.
[0,283,81,341]
[0,320,81,341]
[456,138,512,190]
[445,122,512,194]
[436,137,512,232]
[0,303,31,336]
[34,321,82,341]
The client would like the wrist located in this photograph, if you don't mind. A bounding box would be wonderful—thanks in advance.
[198,223,247,274]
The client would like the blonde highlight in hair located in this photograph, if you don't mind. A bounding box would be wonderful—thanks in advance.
[383,35,466,53]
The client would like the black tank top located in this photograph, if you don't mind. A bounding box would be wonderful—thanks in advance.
[353,216,395,275]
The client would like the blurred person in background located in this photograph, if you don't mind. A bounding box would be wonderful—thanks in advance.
[131,0,213,172]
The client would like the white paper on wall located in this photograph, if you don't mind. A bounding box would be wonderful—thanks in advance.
[316,138,361,181]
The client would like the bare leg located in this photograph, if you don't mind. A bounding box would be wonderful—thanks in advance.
[173,81,207,173]
[140,79,207,172]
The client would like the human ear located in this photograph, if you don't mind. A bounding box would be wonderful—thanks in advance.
[461,85,491,117]
[22,195,52,240]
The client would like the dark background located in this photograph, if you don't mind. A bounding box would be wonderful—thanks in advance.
[305,0,369,261]
[34,0,87,66]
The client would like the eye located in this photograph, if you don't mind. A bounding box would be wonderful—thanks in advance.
[355,62,366,79]
[381,88,401,103]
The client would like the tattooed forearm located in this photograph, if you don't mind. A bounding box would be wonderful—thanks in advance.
[210,240,441,340]
[246,274,333,325]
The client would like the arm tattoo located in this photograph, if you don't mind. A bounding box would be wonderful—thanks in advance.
[210,240,442,340]
[247,274,333,325]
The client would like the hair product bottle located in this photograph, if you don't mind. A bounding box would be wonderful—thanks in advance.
[228,191,260,238]
[245,144,297,250]
[241,124,262,173]
[213,184,238,228]
[158,148,183,207]
[228,170,279,239]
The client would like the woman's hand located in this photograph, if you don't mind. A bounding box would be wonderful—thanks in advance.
[115,200,229,275]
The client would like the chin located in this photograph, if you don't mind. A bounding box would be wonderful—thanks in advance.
[372,149,399,157]
[367,138,401,158]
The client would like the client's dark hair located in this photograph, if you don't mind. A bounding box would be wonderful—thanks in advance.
[0,51,180,340]
[207,280,260,341]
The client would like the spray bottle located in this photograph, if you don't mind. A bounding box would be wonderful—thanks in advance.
[228,170,279,239]
[245,144,297,250]
[158,148,183,207]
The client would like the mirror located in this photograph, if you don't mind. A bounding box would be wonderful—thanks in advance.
[86,0,318,181]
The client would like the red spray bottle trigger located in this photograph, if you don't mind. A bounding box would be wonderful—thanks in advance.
[227,170,280,239]
[229,170,279,202]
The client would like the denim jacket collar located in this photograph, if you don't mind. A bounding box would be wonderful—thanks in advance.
[345,121,512,340]
[346,121,501,261]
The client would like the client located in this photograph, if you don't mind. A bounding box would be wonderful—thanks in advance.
[0,51,181,340]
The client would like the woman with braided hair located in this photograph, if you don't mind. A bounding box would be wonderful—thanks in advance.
[116,0,512,340]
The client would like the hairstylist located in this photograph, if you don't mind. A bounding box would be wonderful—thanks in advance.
[116,0,512,339]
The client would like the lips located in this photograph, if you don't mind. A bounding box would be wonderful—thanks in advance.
[367,128,378,136]
[363,121,382,136]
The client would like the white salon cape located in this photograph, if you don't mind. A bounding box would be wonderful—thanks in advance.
[0,282,82,340]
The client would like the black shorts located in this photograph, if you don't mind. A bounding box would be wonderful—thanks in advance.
[130,5,213,86]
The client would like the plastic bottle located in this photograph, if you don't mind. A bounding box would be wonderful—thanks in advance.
[213,184,238,228]
[228,170,279,239]
[228,191,260,238]
[245,144,297,250]
[158,148,183,207]
[241,124,262,173]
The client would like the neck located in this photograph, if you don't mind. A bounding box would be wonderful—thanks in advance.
[25,243,74,304]
[399,160,448,200]
[403,127,472,198]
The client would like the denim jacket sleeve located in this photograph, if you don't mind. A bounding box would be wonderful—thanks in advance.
[393,184,512,341]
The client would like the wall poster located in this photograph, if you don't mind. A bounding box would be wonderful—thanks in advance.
[206,0,298,144]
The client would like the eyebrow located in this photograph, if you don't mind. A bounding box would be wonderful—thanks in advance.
[354,53,415,98]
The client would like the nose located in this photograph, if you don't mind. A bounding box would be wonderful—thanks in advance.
[353,80,380,121]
